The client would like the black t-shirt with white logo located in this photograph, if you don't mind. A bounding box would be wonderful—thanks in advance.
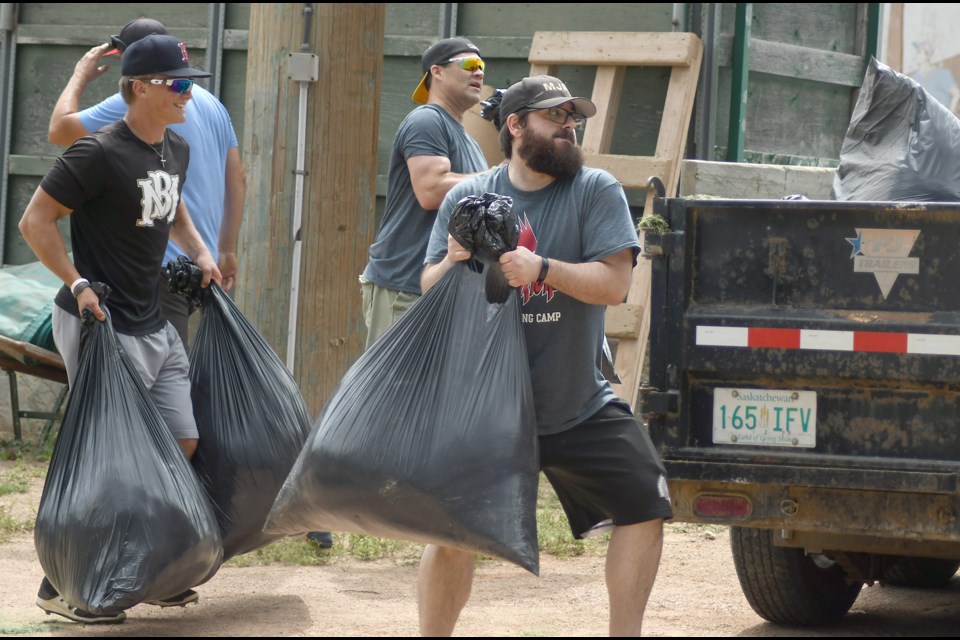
[44,120,189,335]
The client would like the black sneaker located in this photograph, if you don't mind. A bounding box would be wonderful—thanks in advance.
[306,531,334,549]
[36,577,126,624]
[144,589,199,607]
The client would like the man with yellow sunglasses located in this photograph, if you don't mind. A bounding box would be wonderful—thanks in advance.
[359,37,490,348]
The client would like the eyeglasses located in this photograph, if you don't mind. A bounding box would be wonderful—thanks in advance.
[539,106,585,131]
[129,78,195,94]
[441,57,485,73]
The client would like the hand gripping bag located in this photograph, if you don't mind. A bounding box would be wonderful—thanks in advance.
[184,278,312,560]
[833,57,960,202]
[34,301,222,614]
[264,195,540,574]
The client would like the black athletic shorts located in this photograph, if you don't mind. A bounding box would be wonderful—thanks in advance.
[540,400,674,539]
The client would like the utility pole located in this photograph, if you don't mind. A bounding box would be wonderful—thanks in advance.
[238,4,385,415]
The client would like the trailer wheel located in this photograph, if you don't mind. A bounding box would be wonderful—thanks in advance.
[882,556,960,588]
[730,527,862,626]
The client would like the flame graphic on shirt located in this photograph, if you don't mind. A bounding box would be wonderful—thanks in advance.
[517,213,555,304]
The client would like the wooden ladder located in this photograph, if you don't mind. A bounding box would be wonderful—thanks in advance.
[527,31,703,410]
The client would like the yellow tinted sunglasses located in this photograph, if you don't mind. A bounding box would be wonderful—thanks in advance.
[442,57,485,72]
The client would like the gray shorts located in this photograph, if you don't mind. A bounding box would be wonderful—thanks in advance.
[52,305,199,440]
[540,400,674,539]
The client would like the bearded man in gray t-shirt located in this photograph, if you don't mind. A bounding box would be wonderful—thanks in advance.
[420,75,674,637]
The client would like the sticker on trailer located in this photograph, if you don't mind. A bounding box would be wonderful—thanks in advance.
[845,228,920,299]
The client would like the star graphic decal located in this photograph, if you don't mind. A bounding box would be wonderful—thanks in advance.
[846,231,863,258]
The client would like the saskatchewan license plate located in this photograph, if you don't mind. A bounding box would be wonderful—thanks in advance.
[712,388,817,448]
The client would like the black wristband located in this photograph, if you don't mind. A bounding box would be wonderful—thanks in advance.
[72,282,91,298]
[537,256,550,284]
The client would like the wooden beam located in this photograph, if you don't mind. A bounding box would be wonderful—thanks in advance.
[529,32,702,67]
[583,154,669,190]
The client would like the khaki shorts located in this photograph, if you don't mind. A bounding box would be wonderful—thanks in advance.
[359,275,420,349]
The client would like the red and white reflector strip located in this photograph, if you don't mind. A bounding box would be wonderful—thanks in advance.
[696,325,960,356]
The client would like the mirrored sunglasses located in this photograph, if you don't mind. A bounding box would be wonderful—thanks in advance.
[132,78,194,94]
[442,57,485,72]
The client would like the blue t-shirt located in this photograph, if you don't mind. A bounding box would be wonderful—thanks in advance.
[363,104,488,295]
[425,165,639,435]
[78,84,239,265]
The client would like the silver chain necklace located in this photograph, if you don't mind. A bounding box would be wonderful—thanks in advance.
[148,135,167,168]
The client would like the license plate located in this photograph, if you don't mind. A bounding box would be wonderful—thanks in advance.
[712,388,817,448]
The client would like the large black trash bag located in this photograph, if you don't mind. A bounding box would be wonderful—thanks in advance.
[448,192,519,304]
[34,295,222,615]
[264,263,540,574]
[186,278,312,560]
[833,57,960,202]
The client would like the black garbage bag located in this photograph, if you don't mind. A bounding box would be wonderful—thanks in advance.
[833,57,960,202]
[263,262,540,574]
[187,280,312,560]
[34,296,222,615]
[448,192,519,304]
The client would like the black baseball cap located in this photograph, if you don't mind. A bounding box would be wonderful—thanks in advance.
[411,37,481,105]
[500,75,596,121]
[105,17,169,57]
[121,34,211,79]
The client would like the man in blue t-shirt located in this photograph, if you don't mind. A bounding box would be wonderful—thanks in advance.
[359,37,489,348]
[420,75,674,636]
[47,17,246,348]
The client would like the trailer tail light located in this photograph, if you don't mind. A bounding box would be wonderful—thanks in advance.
[694,494,752,520]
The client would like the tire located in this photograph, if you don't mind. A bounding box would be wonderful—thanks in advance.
[730,527,862,626]
[882,556,960,588]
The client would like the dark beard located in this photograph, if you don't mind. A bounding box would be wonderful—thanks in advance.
[518,128,584,181]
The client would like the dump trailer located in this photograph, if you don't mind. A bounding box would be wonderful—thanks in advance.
[641,196,960,626]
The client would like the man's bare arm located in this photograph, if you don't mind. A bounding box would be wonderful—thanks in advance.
[48,43,111,147]
[217,147,247,291]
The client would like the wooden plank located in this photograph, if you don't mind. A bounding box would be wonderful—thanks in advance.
[604,304,644,340]
[655,46,703,197]
[529,32,702,67]
[679,159,836,200]
[0,336,65,371]
[715,35,867,87]
[583,154,669,190]
[582,66,625,154]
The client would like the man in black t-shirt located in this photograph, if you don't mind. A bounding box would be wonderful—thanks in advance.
[19,34,219,624]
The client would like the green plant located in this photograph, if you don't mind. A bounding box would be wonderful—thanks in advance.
[0,506,33,542]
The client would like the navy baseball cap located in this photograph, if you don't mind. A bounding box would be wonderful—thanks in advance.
[105,17,169,57]
[121,34,211,79]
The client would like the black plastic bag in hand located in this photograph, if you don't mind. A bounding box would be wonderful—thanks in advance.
[263,263,540,574]
[189,283,311,561]
[448,192,519,304]
[35,303,222,615]
[163,255,205,308]
[833,57,960,202]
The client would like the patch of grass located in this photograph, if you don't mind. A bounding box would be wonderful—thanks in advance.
[0,505,33,542]
[0,469,28,497]
[0,437,54,463]
[0,622,51,635]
